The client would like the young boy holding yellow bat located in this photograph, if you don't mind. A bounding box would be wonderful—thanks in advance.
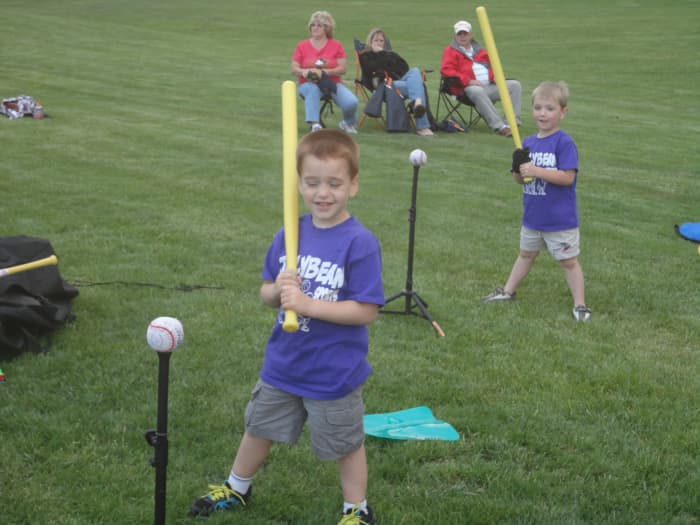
[190,129,384,524]
[482,81,592,322]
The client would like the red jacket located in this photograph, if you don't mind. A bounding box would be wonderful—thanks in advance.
[440,43,494,95]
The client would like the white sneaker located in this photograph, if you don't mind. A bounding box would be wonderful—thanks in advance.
[339,120,358,134]
[572,305,592,322]
[481,287,515,303]
[311,123,323,132]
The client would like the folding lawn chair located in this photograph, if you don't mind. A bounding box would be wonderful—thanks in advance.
[435,75,483,130]
[353,37,386,129]
[353,37,431,131]
[319,94,334,128]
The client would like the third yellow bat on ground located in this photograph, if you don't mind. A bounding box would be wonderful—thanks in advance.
[0,254,58,278]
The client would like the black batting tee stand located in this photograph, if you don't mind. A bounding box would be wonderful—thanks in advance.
[382,162,445,337]
[144,351,171,525]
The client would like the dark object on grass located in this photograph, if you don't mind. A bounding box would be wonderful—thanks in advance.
[437,117,466,133]
[0,236,78,358]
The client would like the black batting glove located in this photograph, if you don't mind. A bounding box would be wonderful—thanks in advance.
[511,147,531,173]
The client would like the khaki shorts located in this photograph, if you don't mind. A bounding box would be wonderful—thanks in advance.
[520,226,580,260]
[244,380,365,461]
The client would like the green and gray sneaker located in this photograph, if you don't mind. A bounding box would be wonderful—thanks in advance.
[338,505,376,525]
[188,481,250,518]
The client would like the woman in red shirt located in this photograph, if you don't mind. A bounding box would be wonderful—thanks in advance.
[291,11,359,134]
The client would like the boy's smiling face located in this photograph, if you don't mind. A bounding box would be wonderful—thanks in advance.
[299,155,358,229]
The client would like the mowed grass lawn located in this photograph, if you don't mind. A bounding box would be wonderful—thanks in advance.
[1,1,698,524]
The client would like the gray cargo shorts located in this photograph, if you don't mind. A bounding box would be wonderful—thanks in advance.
[244,379,365,461]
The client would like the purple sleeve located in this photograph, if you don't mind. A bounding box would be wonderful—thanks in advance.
[261,229,285,281]
[557,134,579,172]
[344,234,384,307]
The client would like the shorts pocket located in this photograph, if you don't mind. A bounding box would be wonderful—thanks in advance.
[244,380,264,426]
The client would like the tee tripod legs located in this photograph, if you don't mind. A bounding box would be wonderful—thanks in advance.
[382,162,445,337]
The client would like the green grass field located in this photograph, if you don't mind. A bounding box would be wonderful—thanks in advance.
[1,1,699,524]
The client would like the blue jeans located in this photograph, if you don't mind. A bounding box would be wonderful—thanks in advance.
[392,67,429,130]
[298,81,359,126]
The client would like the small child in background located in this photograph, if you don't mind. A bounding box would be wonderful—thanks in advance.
[189,129,384,524]
[482,81,591,322]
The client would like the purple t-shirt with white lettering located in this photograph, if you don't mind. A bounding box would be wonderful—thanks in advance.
[260,214,384,400]
[521,130,579,231]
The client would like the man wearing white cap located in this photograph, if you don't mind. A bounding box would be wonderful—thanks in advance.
[440,20,521,136]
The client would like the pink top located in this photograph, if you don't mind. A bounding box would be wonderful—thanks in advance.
[292,38,347,84]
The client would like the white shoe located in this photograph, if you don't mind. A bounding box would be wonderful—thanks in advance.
[481,287,515,302]
[497,125,512,137]
[572,305,592,322]
[416,128,434,136]
[311,123,323,132]
[339,120,358,134]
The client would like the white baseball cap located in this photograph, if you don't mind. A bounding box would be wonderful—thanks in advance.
[454,20,472,34]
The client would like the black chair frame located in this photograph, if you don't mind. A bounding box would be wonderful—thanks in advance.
[435,76,482,130]
[299,90,335,129]
[319,94,334,128]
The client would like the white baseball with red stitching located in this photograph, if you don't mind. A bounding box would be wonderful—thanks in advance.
[409,149,427,167]
[147,317,184,352]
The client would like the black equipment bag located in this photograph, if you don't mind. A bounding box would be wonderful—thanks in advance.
[384,83,411,132]
[363,82,411,132]
[363,84,385,118]
[0,236,78,357]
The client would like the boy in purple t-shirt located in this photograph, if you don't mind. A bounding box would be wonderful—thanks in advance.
[482,81,591,322]
[190,129,384,524]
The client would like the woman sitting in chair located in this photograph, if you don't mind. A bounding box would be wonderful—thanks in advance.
[361,28,433,136]
[291,11,359,134]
